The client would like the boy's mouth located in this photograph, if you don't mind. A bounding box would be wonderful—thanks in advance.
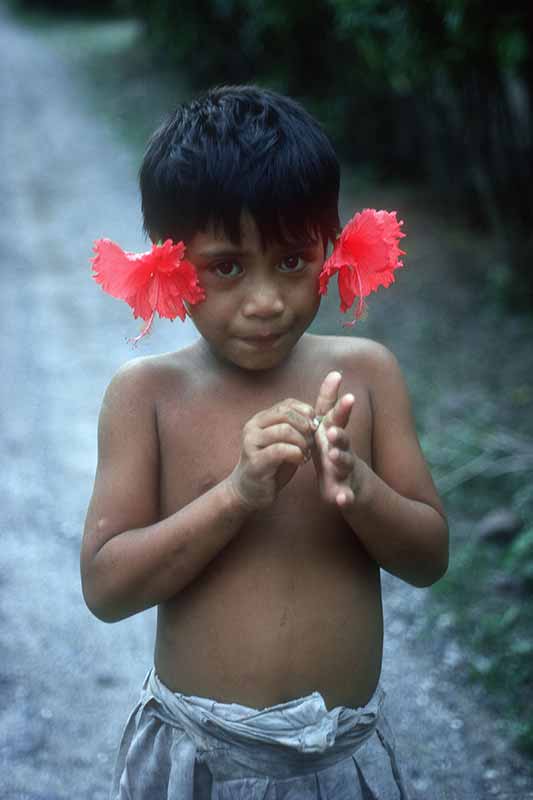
[240,331,286,347]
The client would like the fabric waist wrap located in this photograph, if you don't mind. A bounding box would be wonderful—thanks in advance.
[111,669,409,799]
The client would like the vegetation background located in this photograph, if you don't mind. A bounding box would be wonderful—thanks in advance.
[10,0,533,760]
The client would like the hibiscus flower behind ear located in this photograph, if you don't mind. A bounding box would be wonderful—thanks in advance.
[318,209,406,326]
[91,238,206,343]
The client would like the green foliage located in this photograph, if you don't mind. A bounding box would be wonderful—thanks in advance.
[119,0,533,310]
[505,528,533,588]
[422,400,533,756]
[422,406,533,517]
[9,0,121,13]
[126,0,337,96]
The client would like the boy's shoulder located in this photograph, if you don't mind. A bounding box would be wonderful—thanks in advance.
[306,333,399,377]
[102,348,194,408]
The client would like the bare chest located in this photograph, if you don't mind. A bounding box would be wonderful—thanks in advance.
[152,364,383,707]
[156,376,373,520]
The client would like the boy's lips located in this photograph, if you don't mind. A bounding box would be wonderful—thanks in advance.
[243,331,285,339]
[239,331,287,347]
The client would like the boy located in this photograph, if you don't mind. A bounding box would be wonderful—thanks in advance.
[81,85,448,799]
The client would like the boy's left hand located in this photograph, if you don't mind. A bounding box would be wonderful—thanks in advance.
[312,372,366,508]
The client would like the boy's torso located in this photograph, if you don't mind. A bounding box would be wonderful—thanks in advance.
[151,334,383,711]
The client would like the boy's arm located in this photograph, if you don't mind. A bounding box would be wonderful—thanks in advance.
[80,361,252,623]
[81,361,315,623]
[314,348,449,588]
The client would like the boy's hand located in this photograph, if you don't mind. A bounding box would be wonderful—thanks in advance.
[229,399,317,511]
[313,371,365,508]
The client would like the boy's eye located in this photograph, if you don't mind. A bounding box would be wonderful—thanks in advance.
[212,261,243,279]
[279,255,306,273]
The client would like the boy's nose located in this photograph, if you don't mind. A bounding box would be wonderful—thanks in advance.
[242,283,285,319]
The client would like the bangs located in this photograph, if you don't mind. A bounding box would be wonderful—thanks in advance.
[188,161,338,250]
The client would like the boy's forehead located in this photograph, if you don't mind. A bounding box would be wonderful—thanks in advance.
[188,213,258,252]
[187,212,319,257]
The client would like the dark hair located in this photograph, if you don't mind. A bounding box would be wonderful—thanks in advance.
[139,85,340,249]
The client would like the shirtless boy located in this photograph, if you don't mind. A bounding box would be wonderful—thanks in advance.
[81,85,448,799]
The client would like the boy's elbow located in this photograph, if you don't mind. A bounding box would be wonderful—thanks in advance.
[84,596,124,623]
[434,517,450,584]
[81,579,120,623]
[81,562,151,623]
[411,529,449,588]
[409,557,448,588]
[434,546,449,585]
[81,563,129,624]
[83,590,135,623]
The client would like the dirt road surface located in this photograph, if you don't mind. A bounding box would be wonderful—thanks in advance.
[1,7,532,799]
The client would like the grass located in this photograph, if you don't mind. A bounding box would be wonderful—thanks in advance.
[10,5,533,760]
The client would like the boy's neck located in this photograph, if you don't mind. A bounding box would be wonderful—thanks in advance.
[194,336,310,387]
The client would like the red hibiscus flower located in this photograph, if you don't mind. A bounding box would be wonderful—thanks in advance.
[91,238,206,343]
[318,209,406,326]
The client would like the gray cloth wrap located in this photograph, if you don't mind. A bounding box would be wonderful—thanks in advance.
[110,669,410,799]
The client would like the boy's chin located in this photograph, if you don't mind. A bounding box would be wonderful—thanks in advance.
[225,350,289,372]
[209,339,296,373]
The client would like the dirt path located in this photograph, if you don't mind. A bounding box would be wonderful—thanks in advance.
[1,7,532,799]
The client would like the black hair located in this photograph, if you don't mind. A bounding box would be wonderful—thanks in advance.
[139,85,340,250]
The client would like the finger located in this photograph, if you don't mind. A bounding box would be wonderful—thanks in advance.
[255,405,316,439]
[326,426,351,450]
[314,372,342,418]
[277,398,316,420]
[256,423,311,457]
[328,448,354,473]
[254,398,315,425]
[336,488,355,507]
[254,442,308,472]
[326,393,354,430]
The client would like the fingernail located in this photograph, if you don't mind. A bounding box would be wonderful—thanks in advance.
[312,417,320,430]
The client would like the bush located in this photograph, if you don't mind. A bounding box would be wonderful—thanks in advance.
[122,0,533,311]
[10,0,122,14]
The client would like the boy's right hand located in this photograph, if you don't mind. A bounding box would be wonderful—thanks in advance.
[229,399,318,511]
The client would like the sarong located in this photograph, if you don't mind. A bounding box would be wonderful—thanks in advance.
[110,669,410,799]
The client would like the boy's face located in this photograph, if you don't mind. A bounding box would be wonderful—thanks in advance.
[185,212,324,371]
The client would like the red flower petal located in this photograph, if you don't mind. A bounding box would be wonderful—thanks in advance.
[318,209,405,325]
[91,238,206,342]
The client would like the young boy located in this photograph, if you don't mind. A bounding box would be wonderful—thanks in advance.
[81,85,448,799]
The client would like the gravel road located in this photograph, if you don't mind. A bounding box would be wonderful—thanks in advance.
[1,7,532,799]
